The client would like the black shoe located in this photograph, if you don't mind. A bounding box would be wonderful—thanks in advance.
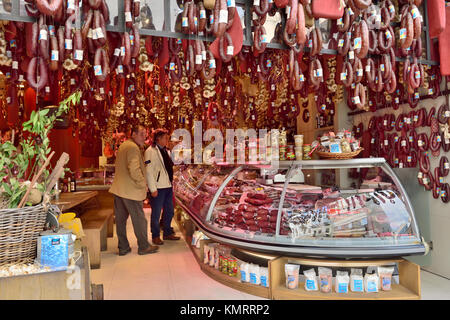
[118,248,132,256]
[138,245,159,255]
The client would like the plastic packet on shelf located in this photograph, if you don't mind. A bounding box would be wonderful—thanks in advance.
[239,262,249,282]
[318,267,332,293]
[285,264,300,289]
[304,268,318,291]
[260,267,269,287]
[335,271,349,293]
[350,268,364,292]
[377,266,394,291]
[249,264,261,285]
[203,244,210,264]
[364,273,379,293]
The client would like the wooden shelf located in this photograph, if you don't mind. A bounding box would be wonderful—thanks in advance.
[199,262,271,299]
[272,283,419,300]
[270,256,421,300]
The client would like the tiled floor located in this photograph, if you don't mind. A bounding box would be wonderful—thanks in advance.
[90,209,450,300]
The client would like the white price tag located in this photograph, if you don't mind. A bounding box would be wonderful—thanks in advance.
[445,162,450,169]
[121,46,126,56]
[6,97,11,104]
[195,54,202,65]
[94,64,102,76]
[99,87,104,94]
[202,50,206,61]
[286,5,291,19]
[71,78,76,85]
[6,50,11,58]
[51,50,59,61]
[125,11,133,22]
[340,72,347,80]
[83,100,87,106]
[401,140,407,147]
[227,45,234,55]
[96,27,104,39]
[182,17,188,27]
[445,111,450,118]
[87,28,93,39]
[354,96,361,105]
[209,59,216,69]
[254,0,260,6]
[74,49,83,61]
[65,39,73,50]
[384,139,389,146]
[200,10,206,19]
[399,28,407,40]
[365,64,371,72]
[219,10,228,24]
[228,0,235,7]
[338,39,344,47]
[418,172,423,179]
[357,69,363,76]
[45,86,50,93]
[316,68,323,77]
[18,74,23,82]
[114,48,121,56]
[92,28,98,40]
[68,0,75,10]
[12,61,18,69]
[371,138,375,144]
[39,29,48,41]
[348,50,354,60]
[353,37,362,50]
[418,140,423,147]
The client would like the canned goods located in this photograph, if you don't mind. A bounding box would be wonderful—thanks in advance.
[229,258,238,277]
[303,144,312,160]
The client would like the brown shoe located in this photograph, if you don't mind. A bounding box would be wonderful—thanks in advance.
[138,245,159,255]
[163,234,181,241]
[152,237,164,245]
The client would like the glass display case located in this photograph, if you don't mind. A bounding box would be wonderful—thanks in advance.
[173,158,427,258]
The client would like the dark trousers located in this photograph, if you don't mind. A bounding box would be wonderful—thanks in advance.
[114,195,150,251]
[150,187,175,239]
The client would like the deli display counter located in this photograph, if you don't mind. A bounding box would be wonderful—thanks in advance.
[173,158,428,259]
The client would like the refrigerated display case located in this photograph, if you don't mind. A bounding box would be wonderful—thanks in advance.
[173,158,428,258]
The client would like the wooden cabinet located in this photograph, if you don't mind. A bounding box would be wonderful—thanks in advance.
[269,256,420,300]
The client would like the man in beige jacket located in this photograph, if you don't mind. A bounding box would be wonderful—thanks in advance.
[109,125,159,256]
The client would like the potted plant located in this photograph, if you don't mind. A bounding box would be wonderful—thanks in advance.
[0,91,81,209]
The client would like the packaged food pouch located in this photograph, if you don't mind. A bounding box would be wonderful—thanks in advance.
[203,244,210,264]
[335,271,349,293]
[350,268,364,292]
[285,264,300,289]
[364,273,379,293]
[249,264,261,285]
[240,262,249,283]
[378,266,394,291]
[260,267,269,288]
[304,268,318,291]
[318,267,332,293]
[208,245,215,267]
[214,248,220,269]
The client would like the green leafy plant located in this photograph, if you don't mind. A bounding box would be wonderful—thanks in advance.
[0,91,81,209]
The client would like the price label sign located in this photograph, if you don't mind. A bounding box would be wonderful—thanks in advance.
[353,37,362,50]
[94,65,102,76]
[399,28,407,40]
[338,39,344,48]
[209,59,216,69]
[169,62,175,70]
[354,96,361,105]
[348,50,354,60]
[340,72,347,80]
[337,18,343,26]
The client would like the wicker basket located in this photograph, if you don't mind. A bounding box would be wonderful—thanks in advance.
[315,148,364,159]
[0,204,48,266]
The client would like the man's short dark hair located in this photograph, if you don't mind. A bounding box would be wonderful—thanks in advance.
[152,128,169,144]
[131,125,146,136]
